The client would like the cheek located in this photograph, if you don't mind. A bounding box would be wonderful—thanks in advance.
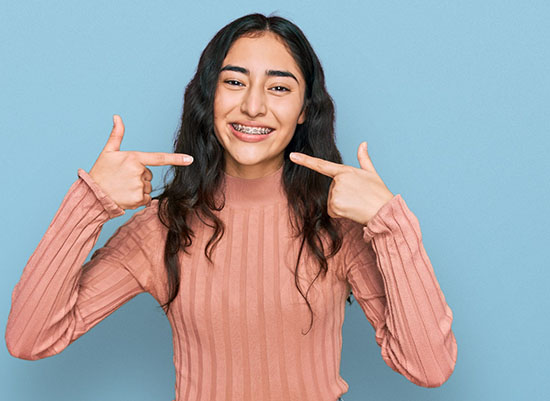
[213,95,222,121]
[277,99,305,125]
[213,86,226,119]
[213,92,237,122]
[211,99,223,136]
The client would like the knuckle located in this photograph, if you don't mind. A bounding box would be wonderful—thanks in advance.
[126,152,138,164]
[132,192,143,204]
[129,165,142,175]
[332,197,344,211]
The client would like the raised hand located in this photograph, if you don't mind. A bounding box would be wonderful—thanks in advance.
[289,142,394,225]
[88,114,194,210]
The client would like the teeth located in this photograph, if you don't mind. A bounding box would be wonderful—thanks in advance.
[232,123,273,135]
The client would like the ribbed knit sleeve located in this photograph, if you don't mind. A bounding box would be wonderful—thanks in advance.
[5,169,152,360]
[345,194,457,387]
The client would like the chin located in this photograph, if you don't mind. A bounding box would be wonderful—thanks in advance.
[229,150,269,164]
[232,156,268,166]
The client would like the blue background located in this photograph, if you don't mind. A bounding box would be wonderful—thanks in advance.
[1,1,548,400]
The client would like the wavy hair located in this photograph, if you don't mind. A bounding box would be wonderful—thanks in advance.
[153,13,353,335]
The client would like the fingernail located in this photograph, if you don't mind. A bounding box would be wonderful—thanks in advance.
[183,155,193,163]
[290,152,301,161]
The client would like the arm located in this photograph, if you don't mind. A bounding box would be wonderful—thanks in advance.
[345,194,457,387]
[5,168,153,360]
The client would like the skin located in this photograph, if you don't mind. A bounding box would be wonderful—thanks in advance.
[213,31,395,224]
[213,31,306,179]
[290,143,395,225]
[88,115,194,210]
[89,33,394,222]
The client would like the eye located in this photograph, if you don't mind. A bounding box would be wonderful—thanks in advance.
[270,85,290,92]
[224,79,244,86]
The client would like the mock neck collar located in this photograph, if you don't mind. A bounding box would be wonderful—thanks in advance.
[221,164,287,207]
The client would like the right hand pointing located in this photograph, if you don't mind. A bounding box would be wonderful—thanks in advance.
[88,114,193,210]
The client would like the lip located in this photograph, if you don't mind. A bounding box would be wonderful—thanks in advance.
[229,123,275,143]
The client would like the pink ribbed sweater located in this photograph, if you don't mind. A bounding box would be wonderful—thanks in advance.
[6,164,457,401]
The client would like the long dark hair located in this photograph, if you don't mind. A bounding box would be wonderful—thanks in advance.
[153,13,353,335]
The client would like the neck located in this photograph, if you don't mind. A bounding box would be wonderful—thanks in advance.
[221,163,286,207]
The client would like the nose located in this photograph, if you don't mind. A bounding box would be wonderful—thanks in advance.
[240,83,267,117]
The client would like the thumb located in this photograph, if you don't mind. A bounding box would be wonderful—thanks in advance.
[103,114,125,152]
[357,141,374,171]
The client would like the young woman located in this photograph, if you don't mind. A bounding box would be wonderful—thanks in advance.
[6,13,457,401]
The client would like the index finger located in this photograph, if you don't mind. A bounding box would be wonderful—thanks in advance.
[289,152,344,178]
[133,151,194,166]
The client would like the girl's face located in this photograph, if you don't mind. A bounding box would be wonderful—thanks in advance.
[213,31,306,179]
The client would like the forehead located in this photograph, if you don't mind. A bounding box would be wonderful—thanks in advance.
[222,32,302,78]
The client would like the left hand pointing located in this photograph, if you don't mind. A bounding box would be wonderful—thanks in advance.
[289,142,395,226]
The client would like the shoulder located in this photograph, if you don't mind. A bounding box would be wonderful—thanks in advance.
[94,199,170,301]
[337,217,367,252]
[328,217,372,280]
[119,199,167,239]
[101,199,167,260]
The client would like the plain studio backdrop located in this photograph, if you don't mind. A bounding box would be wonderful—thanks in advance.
[1,1,548,400]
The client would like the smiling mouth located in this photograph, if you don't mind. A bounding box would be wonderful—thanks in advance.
[231,123,274,135]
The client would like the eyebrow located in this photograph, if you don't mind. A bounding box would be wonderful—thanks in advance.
[220,64,299,83]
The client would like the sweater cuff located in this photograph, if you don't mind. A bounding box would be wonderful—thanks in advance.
[77,168,125,219]
[362,194,413,242]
